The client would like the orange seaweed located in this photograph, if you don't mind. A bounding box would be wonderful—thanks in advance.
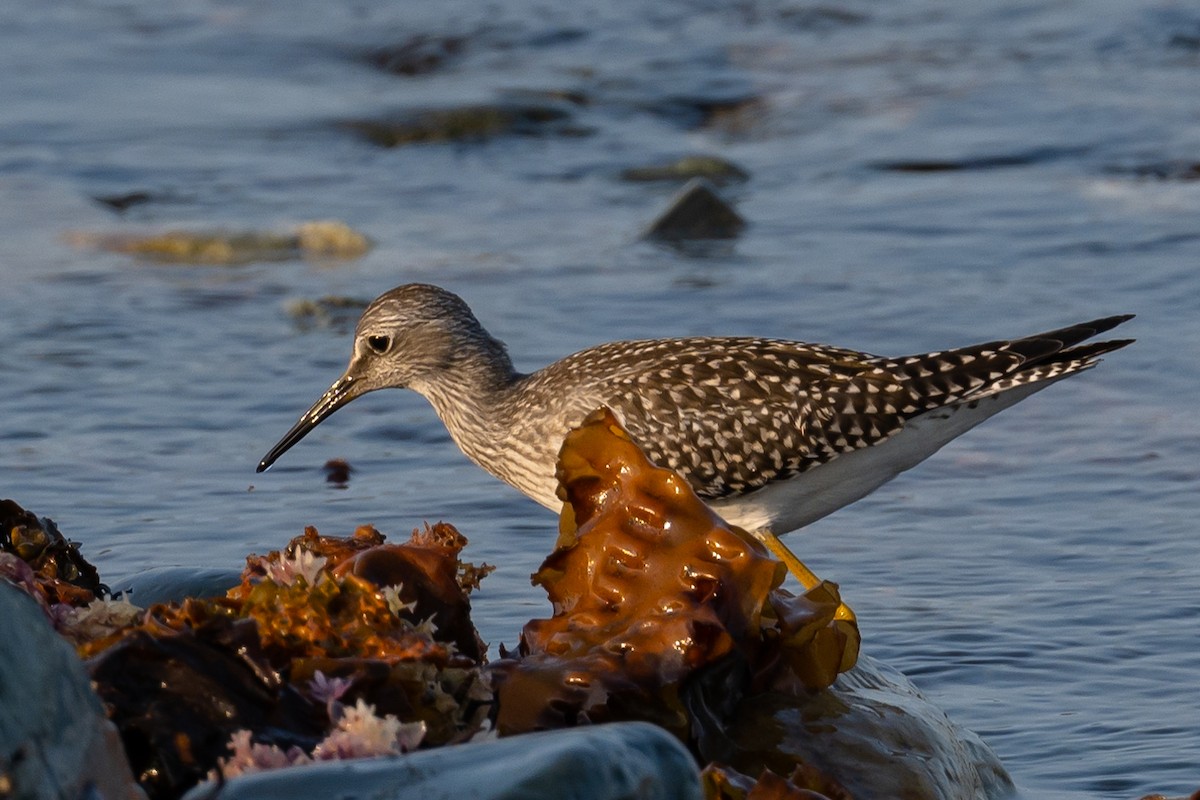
[491,408,860,750]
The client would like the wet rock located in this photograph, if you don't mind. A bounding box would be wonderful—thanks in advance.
[64,220,371,265]
[89,620,327,800]
[1169,31,1200,49]
[0,582,144,800]
[1116,161,1200,181]
[778,6,870,31]
[323,458,353,486]
[294,221,371,258]
[92,190,154,212]
[1,498,105,605]
[365,35,468,76]
[181,722,702,800]
[643,178,746,240]
[285,295,371,333]
[1130,7,1200,53]
[620,155,749,185]
[650,93,766,133]
[870,145,1089,173]
[345,104,583,147]
[522,27,590,48]
[109,566,244,607]
[722,656,1013,799]
[500,86,591,107]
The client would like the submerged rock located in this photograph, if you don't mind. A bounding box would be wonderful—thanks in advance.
[345,103,583,147]
[286,296,370,332]
[364,34,468,76]
[778,6,870,31]
[869,146,1088,173]
[64,220,371,265]
[649,93,767,134]
[643,178,746,240]
[500,86,591,107]
[1113,161,1200,181]
[621,155,749,184]
[92,190,155,213]
[323,458,353,486]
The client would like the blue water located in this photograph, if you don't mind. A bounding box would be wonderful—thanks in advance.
[2,2,1198,797]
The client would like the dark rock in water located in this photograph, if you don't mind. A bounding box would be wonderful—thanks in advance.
[1,498,105,603]
[871,145,1089,173]
[365,35,467,76]
[180,722,702,800]
[1116,160,1200,181]
[522,27,589,48]
[323,458,353,486]
[643,178,746,241]
[93,191,154,212]
[620,155,749,184]
[649,93,765,133]
[286,295,370,333]
[779,5,870,30]
[344,104,583,147]
[722,656,1015,799]
[89,619,326,800]
[363,28,589,77]
[499,86,590,107]
[0,582,143,800]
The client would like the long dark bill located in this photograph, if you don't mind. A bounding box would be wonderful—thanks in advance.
[256,374,360,472]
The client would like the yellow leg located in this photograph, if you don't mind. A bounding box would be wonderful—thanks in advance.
[754,529,857,625]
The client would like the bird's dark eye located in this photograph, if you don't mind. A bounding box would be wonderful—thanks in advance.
[366,335,391,354]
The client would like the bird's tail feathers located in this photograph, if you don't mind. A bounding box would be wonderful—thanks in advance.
[884,315,1134,407]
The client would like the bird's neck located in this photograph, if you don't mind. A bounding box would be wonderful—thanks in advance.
[413,336,523,457]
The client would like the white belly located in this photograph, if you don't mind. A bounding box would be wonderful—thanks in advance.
[709,380,1057,535]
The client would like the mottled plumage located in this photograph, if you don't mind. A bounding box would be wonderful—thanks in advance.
[258,284,1133,539]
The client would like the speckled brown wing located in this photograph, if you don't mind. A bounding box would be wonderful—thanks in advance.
[592,337,902,499]
[597,315,1134,501]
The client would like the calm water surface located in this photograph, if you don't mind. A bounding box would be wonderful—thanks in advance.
[2,2,1198,797]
